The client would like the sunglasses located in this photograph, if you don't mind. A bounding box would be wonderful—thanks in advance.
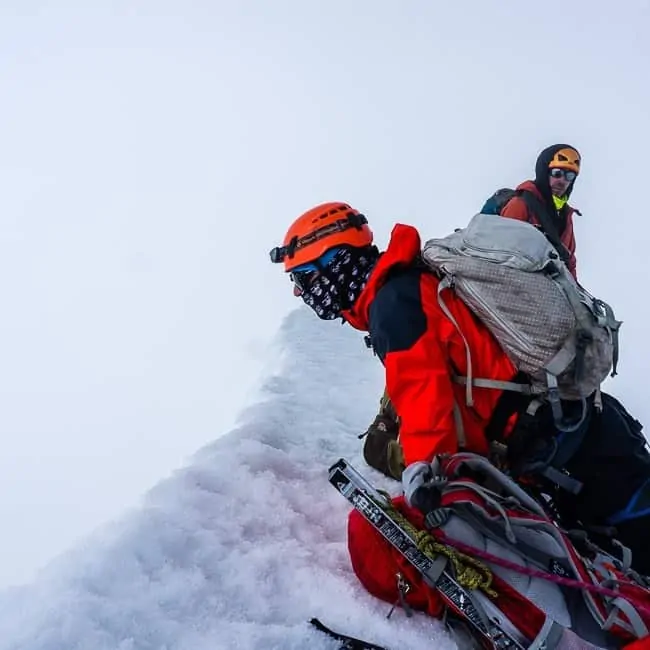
[288,248,341,293]
[549,168,577,182]
[290,268,320,293]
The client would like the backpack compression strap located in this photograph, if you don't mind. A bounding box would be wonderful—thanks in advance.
[519,190,572,266]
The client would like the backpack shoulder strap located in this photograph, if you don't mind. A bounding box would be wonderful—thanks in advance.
[519,190,571,265]
[483,371,532,444]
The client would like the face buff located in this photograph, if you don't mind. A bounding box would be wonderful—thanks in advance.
[299,247,376,320]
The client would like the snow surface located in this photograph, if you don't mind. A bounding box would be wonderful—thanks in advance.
[0,308,456,650]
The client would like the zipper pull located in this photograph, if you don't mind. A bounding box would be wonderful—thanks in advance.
[386,572,413,619]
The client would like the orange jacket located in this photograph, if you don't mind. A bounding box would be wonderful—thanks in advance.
[501,181,578,279]
[343,224,517,466]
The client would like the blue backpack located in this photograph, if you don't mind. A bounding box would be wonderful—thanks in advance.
[480,187,518,215]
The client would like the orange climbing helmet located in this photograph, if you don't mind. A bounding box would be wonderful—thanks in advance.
[548,146,581,174]
[269,202,374,272]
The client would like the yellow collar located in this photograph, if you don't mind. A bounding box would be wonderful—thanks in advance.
[552,194,568,210]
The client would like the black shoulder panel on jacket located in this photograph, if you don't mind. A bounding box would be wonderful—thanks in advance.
[367,268,427,363]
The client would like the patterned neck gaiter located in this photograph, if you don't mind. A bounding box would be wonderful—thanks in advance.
[300,247,376,320]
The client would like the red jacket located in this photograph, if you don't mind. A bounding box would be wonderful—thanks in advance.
[343,224,517,467]
[500,181,578,279]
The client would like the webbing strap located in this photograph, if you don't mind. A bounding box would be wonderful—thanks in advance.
[452,400,466,448]
[546,373,588,434]
[445,480,518,543]
[543,345,575,377]
[519,190,571,265]
[450,453,549,517]
[529,617,565,650]
[546,373,564,426]
[437,276,474,407]
[594,386,603,412]
[602,596,649,639]
[437,276,474,448]
[611,323,621,377]
[594,297,622,376]
[540,466,583,495]
[450,501,570,572]
[452,374,532,394]
[554,272,594,331]
[611,539,633,572]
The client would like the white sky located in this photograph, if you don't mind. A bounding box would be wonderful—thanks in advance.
[1,0,649,594]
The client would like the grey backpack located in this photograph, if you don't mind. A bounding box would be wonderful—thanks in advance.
[421,213,621,433]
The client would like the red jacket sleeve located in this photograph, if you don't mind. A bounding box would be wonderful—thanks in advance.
[384,324,459,467]
[367,271,461,466]
[367,269,516,467]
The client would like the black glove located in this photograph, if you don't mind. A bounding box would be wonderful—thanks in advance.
[361,398,401,479]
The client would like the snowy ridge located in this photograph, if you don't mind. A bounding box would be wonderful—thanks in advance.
[0,308,453,650]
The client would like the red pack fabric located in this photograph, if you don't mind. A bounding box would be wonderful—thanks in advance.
[347,496,545,641]
[347,454,650,649]
[347,496,444,619]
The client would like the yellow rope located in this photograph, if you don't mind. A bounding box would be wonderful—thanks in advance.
[378,492,498,599]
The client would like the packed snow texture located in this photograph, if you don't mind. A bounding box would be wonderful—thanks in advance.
[0,308,456,650]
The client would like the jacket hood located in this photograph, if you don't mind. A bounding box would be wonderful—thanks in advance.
[534,143,581,202]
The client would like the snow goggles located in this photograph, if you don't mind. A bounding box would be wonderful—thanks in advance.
[289,248,340,292]
[549,168,577,182]
[290,268,318,293]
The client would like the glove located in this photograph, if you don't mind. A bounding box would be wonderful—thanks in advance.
[402,462,442,516]
[361,392,402,479]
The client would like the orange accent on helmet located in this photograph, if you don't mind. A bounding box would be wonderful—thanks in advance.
[269,202,374,272]
[548,147,581,174]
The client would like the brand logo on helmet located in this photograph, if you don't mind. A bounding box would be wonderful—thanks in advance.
[549,148,581,174]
